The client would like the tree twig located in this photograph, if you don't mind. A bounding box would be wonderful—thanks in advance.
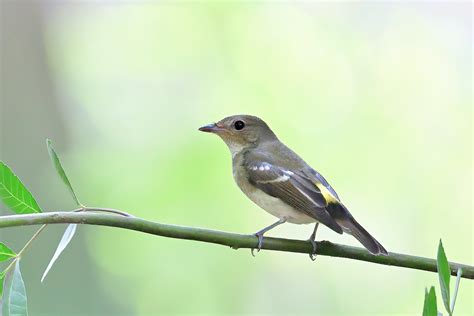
[73,207,134,217]
[3,224,48,274]
[0,211,472,280]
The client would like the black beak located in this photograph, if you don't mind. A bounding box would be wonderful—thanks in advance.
[198,123,222,133]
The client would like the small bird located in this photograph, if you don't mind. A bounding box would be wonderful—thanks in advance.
[199,115,388,259]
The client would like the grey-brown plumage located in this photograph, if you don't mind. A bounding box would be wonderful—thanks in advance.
[199,114,388,256]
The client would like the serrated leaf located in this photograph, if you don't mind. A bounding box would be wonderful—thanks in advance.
[437,240,451,315]
[0,162,42,214]
[46,139,82,207]
[423,286,438,316]
[41,224,77,282]
[0,243,16,262]
[2,260,28,316]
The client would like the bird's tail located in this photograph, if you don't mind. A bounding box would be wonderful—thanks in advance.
[340,216,388,255]
[329,203,388,255]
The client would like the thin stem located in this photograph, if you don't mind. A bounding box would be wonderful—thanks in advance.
[3,224,48,273]
[17,224,48,257]
[0,211,472,280]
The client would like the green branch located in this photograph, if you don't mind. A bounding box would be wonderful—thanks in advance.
[1,211,472,280]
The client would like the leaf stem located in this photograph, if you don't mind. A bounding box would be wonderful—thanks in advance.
[17,224,48,257]
[3,224,48,273]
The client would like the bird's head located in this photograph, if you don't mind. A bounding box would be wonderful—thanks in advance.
[199,114,277,155]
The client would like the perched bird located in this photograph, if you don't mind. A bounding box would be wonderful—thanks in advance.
[199,115,387,259]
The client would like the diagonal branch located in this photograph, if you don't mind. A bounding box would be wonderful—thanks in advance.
[0,211,472,280]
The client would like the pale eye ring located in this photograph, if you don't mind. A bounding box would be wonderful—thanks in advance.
[234,120,245,130]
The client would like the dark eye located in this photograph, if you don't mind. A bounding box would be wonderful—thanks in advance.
[234,120,245,130]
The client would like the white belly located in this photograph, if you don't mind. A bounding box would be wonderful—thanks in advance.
[245,186,316,225]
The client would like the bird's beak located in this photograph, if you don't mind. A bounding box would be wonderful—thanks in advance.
[198,123,225,133]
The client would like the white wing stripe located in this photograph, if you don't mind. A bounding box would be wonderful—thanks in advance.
[257,174,290,184]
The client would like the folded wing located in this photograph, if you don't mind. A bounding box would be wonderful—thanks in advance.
[245,160,343,234]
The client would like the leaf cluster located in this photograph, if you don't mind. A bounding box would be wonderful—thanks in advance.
[422,240,463,316]
[0,140,80,315]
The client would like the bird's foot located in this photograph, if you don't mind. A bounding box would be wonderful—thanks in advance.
[251,232,265,257]
[308,238,317,261]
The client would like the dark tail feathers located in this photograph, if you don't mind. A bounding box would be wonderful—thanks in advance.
[338,216,388,256]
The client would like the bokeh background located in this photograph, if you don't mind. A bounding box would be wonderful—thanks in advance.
[0,1,472,315]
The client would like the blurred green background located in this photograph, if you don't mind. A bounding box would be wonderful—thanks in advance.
[0,1,472,315]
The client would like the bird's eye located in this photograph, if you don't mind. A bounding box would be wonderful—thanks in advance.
[234,120,245,130]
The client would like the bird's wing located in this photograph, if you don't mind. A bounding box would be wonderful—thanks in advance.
[244,160,343,234]
[296,168,343,207]
[306,168,340,201]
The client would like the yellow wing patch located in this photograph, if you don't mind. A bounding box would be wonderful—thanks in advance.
[315,182,339,204]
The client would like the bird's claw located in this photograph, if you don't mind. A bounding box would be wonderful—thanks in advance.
[308,238,317,261]
[251,233,264,257]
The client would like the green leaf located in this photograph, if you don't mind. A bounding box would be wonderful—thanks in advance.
[0,243,16,262]
[423,286,438,316]
[0,162,42,214]
[2,260,28,316]
[437,239,451,315]
[450,268,462,314]
[46,139,82,207]
[41,224,77,282]
[0,270,5,297]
